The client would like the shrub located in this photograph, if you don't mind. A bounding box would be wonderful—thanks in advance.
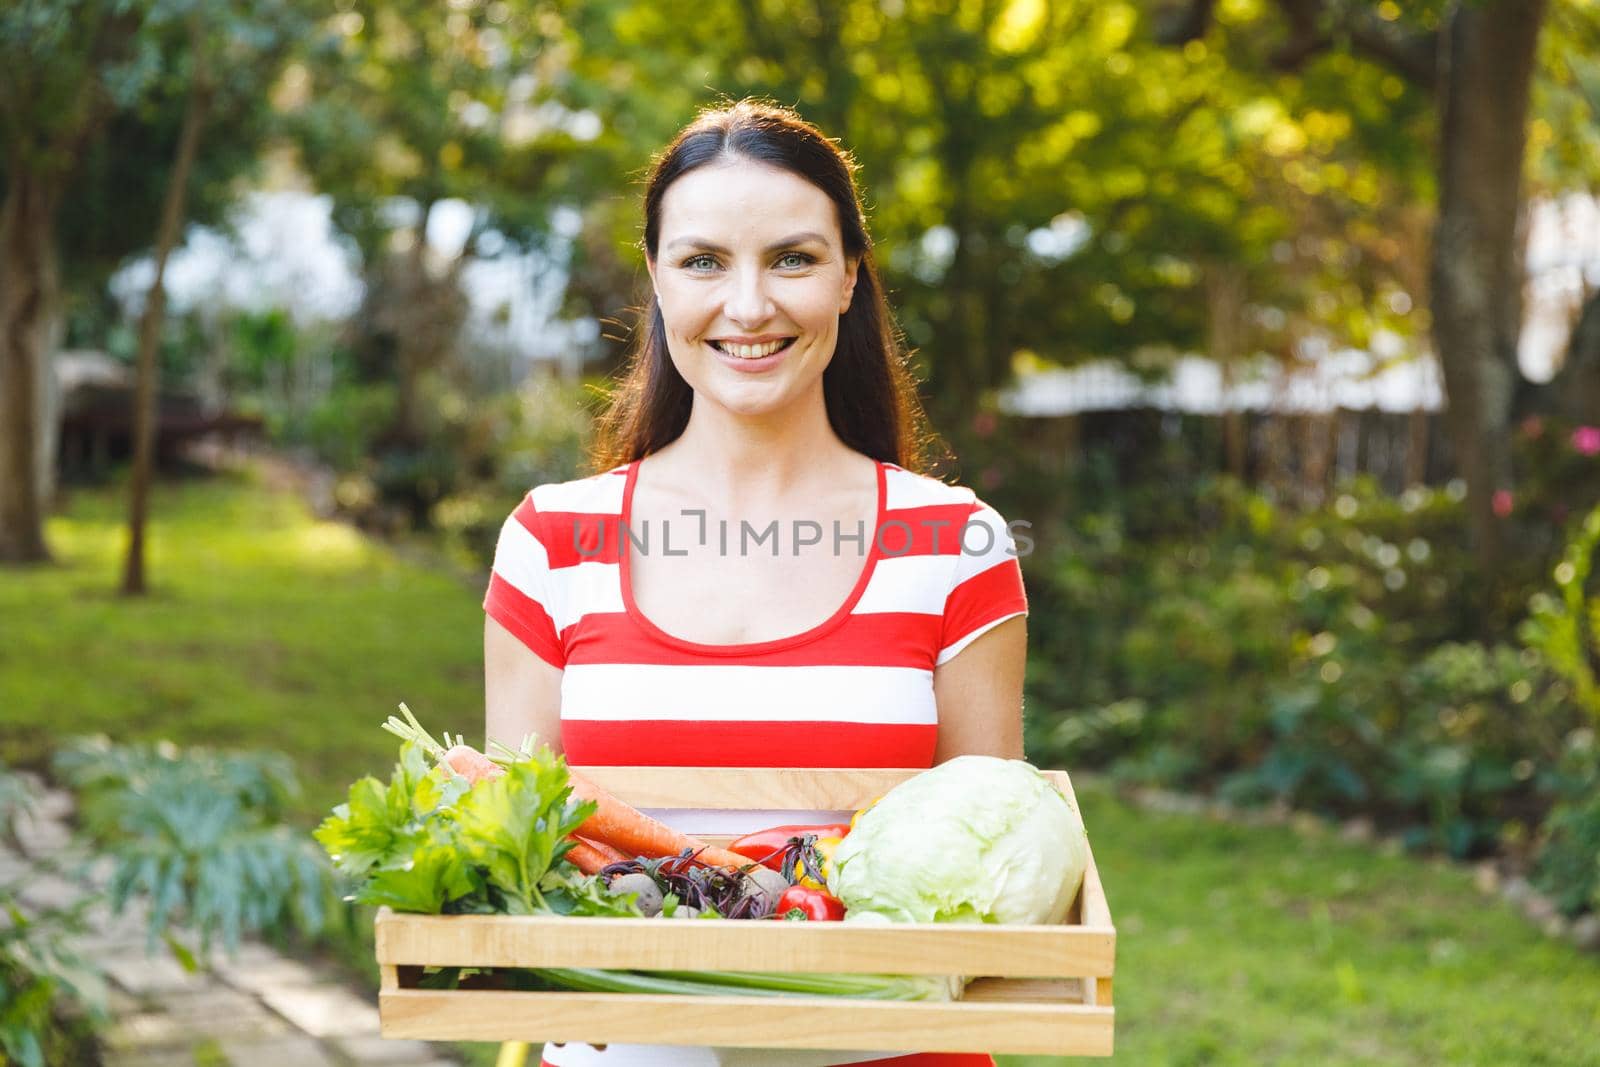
[51,737,333,956]
[1532,730,1600,916]
[1024,471,1584,860]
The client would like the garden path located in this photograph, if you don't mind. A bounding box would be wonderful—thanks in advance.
[5,775,461,1067]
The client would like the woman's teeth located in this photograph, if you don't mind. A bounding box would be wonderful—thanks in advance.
[712,338,792,359]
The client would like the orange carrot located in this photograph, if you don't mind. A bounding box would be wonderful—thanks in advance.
[564,836,621,875]
[443,744,504,784]
[566,770,754,871]
[576,835,626,864]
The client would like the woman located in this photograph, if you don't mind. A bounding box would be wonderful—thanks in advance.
[483,99,1028,1067]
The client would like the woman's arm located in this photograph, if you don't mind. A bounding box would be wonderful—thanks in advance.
[484,615,564,755]
[931,614,1027,762]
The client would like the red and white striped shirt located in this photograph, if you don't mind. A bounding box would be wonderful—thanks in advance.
[483,457,1029,770]
[482,456,1024,1067]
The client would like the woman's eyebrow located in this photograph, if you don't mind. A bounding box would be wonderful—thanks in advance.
[664,231,831,255]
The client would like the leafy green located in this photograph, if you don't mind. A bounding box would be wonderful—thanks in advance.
[315,735,627,920]
[313,742,435,878]
[359,838,476,913]
[450,756,595,913]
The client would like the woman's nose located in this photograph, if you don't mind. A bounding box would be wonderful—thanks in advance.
[724,266,774,326]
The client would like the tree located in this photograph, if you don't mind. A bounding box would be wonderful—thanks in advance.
[285,0,587,452]
[1161,0,1600,577]
[119,0,307,595]
[560,0,1431,464]
[0,1,144,564]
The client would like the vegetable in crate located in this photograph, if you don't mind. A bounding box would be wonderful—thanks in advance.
[828,755,1089,925]
[730,824,847,891]
[774,885,846,921]
[322,708,964,1003]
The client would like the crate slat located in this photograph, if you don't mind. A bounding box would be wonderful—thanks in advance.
[375,910,1114,977]
[378,988,1114,1056]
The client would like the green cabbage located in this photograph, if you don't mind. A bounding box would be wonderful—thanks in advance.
[828,756,1089,926]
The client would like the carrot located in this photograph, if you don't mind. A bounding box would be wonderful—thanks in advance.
[443,744,504,785]
[576,835,626,864]
[566,770,754,871]
[564,836,621,875]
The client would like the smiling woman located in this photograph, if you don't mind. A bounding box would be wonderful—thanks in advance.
[482,100,1028,1067]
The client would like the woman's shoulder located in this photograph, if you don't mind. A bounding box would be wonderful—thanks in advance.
[517,463,632,520]
[880,462,1002,516]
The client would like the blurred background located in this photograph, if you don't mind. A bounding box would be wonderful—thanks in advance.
[3,0,1600,1064]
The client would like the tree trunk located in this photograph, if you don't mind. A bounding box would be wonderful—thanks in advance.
[1428,0,1546,575]
[0,167,61,564]
[122,24,212,595]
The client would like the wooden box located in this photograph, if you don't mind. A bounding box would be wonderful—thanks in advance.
[374,766,1116,1056]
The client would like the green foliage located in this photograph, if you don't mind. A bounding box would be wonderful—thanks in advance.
[1025,468,1585,861]
[1519,499,1600,915]
[1520,500,1600,723]
[305,382,399,473]
[1532,728,1600,917]
[0,765,106,1067]
[279,370,594,551]
[429,376,597,565]
[315,740,605,918]
[51,736,333,955]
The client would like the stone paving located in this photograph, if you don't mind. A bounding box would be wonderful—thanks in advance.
[4,778,462,1067]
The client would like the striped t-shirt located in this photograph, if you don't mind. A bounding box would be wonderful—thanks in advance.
[483,456,1021,1067]
[483,457,1029,770]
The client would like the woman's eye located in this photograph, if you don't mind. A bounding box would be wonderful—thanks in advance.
[683,254,719,271]
[776,252,813,269]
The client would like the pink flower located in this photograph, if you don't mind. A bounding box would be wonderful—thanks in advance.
[1492,489,1514,518]
[972,411,998,439]
[1572,426,1600,456]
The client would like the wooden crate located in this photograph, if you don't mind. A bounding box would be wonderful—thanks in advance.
[374,766,1116,1056]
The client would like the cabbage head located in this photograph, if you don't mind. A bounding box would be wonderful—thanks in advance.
[828,755,1089,925]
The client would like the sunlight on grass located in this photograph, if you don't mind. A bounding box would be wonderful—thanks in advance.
[2,467,484,819]
[292,519,376,569]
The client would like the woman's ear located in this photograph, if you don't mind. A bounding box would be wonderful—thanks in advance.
[645,254,658,298]
[839,256,861,314]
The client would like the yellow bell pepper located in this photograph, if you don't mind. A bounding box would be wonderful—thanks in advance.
[791,835,842,890]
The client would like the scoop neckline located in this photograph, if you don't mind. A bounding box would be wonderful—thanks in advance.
[618,455,888,656]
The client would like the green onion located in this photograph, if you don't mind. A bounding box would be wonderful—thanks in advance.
[535,968,961,1001]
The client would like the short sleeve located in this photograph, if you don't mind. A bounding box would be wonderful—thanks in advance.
[482,493,567,669]
[936,496,1029,666]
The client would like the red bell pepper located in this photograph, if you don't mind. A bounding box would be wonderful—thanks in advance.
[728,823,851,872]
[774,885,846,921]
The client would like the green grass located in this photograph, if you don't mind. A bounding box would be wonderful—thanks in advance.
[999,793,1600,1066]
[0,464,485,821]
[6,468,1598,1065]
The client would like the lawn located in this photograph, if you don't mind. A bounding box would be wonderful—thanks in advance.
[1,464,487,820]
[5,467,1597,1065]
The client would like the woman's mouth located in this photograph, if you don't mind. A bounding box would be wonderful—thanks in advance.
[708,337,796,359]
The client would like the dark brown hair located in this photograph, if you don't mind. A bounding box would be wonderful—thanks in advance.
[586,99,946,476]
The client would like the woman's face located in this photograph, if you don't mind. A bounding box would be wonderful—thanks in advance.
[648,159,860,421]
